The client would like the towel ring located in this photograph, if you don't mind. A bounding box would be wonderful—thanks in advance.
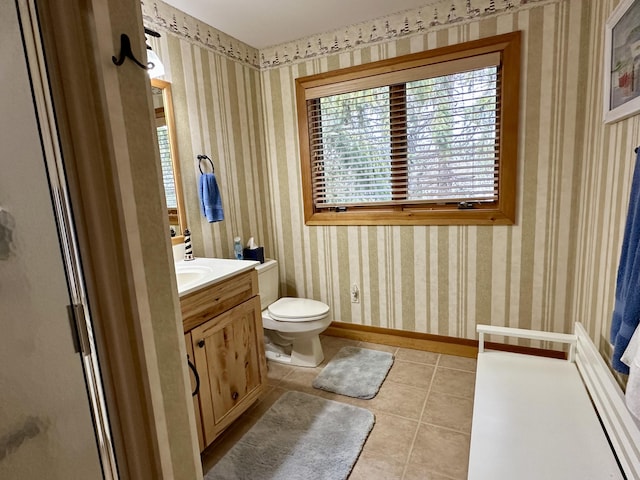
[197,154,215,174]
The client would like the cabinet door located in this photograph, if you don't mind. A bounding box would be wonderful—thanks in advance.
[192,296,266,445]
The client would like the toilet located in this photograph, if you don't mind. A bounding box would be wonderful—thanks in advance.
[255,259,331,367]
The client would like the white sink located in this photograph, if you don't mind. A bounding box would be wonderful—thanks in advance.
[174,257,259,296]
[175,264,213,291]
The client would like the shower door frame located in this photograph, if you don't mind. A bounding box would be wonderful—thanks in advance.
[31,0,200,478]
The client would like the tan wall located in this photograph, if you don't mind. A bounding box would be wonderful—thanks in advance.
[97,2,202,476]
[149,0,640,352]
[261,0,588,342]
[145,4,273,261]
[573,0,640,351]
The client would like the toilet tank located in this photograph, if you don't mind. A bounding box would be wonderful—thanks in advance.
[255,259,279,310]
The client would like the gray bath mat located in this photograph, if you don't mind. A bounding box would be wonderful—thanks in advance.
[205,391,374,480]
[313,346,394,399]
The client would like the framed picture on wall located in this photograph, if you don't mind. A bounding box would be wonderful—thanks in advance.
[604,0,640,123]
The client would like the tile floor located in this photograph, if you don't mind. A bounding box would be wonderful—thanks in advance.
[201,334,477,480]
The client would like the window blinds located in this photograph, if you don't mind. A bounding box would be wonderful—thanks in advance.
[157,125,177,209]
[306,58,501,209]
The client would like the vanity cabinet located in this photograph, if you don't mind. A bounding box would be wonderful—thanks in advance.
[181,269,267,449]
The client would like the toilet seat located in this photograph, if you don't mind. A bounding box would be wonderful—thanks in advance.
[267,297,330,322]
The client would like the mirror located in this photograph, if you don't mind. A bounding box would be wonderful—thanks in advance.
[151,79,187,245]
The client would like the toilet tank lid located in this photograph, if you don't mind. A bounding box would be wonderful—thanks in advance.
[255,258,277,272]
[268,297,329,322]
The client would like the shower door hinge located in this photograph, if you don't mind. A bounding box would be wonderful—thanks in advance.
[68,303,91,356]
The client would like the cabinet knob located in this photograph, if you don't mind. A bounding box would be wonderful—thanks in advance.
[197,339,205,348]
[232,391,239,401]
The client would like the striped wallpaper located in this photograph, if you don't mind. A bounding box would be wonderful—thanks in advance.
[148,31,274,261]
[573,0,640,353]
[147,0,640,353]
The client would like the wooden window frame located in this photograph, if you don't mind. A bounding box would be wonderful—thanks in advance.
[295,31,521,226]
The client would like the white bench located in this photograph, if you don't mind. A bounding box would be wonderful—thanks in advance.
[468,322,640,480]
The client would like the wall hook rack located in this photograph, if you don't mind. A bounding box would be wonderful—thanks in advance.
[112,34,148,70]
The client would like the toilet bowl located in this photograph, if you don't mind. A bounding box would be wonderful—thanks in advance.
[256,260,331,367]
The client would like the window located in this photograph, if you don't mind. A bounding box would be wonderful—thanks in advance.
[157,125,177,209]
[295,32,521,225]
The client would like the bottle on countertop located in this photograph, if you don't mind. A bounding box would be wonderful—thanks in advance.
[233,237,243,260]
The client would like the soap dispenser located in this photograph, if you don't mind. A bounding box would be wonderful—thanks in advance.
[233,237,243,260]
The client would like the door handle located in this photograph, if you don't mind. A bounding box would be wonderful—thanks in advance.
[187,354,200,397]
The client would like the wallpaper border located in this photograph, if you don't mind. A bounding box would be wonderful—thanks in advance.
[142,0,561,71]
[141,1,261,68]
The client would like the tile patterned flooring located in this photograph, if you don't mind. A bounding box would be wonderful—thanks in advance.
[201,335,477,480]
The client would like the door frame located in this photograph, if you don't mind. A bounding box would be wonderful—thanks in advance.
[32,1,202,478]
[15,0,119,476]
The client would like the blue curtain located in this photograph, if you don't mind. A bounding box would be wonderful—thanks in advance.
[611,148,640,373]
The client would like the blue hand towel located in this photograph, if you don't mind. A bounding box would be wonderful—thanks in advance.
[198,173,224,223]
[611,148,640,373]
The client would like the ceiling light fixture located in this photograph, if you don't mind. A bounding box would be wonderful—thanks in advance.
[144,27,165,79]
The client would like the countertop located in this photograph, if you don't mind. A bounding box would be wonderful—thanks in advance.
[175,257,259,297]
